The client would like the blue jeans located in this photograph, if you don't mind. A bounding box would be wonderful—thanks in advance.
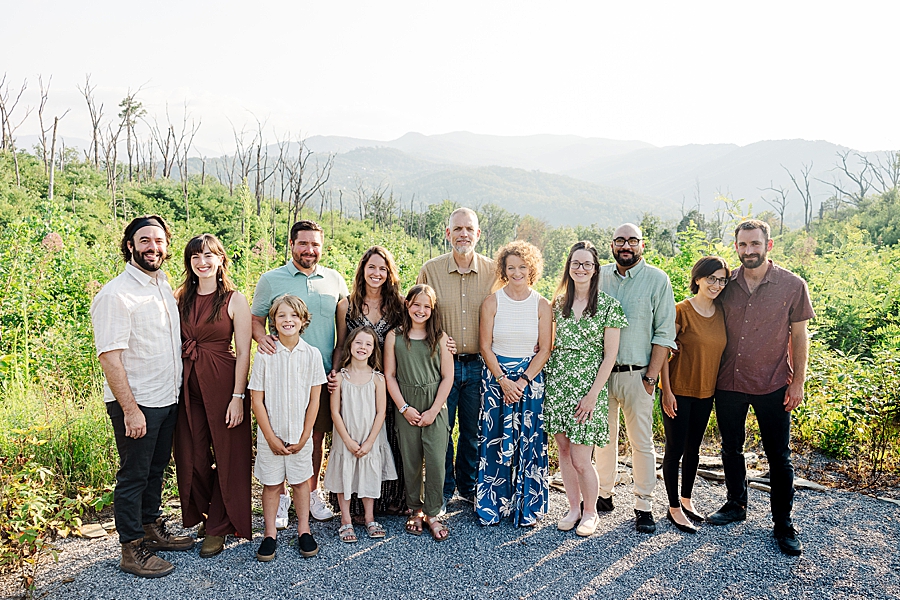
[716,386,794,528]
[443,358,482,498]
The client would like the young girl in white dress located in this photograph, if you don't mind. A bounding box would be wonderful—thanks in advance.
[323,326,397,542]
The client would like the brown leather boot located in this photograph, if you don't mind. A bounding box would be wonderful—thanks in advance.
[120,539,175,578]
[143,517,195,551]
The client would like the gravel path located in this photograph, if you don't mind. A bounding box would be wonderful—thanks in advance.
[4,474,899,600]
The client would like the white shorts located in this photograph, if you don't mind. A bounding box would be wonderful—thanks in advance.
[253,427,313,486]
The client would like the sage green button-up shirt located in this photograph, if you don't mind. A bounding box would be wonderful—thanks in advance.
[599,259,676,367]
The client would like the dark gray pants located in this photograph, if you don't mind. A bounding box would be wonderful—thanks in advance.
[107,401,178,544]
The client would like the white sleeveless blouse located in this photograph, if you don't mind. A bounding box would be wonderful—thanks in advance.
[491,287,540,358]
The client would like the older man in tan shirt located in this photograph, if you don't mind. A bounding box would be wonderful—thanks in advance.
[418,208,496,510]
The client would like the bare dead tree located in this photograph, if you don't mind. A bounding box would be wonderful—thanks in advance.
[0,74,31,186]
[118,90,146,182]
[284,139,334,226]
[47,109,71,201]
[37,75,52,175]
[782,162,815,232]
[171,104,201,223]
[77,74,104,169]
[147,105,182,179]
[250,119,283,214]
[864,150,900,194]
[759,181,789,236]
[99,120,126,218]
[818,150,872,207]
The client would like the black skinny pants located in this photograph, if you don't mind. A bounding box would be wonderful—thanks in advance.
[661,394,713,508]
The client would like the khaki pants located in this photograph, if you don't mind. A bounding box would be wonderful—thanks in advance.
[595,370,657,512]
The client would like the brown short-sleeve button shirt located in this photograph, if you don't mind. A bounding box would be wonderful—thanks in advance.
[717,261,815,395]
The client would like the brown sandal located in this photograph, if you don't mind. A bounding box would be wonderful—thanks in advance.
[424,516,449,542]
[405,511,424,536]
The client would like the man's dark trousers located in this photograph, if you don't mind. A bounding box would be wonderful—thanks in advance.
[715,386,794,527]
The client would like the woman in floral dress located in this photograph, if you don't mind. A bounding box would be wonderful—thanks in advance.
[545,241,627,537]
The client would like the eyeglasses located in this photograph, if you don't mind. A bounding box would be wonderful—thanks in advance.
[705,275,729,287]
[570,261,596,272]
[613,237,642,248]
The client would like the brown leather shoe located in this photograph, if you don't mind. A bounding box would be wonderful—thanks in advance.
[120,539,174,578]
[143,517,195,551]
[199,534,225,558]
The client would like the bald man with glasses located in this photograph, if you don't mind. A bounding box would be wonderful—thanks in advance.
[595,223,676,534]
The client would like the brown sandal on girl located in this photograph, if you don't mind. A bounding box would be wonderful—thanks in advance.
[424,515,449,542]
[405,511,424,536]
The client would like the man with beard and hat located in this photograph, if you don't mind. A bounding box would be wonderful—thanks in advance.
[91,215,194,578]
[595,222,676,533]
[706,219,814,557]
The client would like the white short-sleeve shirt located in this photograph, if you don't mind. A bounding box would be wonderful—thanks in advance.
[248,339,327,445]
[90,263,183,408]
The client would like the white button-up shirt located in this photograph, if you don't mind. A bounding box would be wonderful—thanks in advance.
[90,263,182,408]
[248,339,327,444]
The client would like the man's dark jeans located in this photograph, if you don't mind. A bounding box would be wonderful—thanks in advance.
[715,386,794,528]
[443,358,482,498]
[107,401,178,544]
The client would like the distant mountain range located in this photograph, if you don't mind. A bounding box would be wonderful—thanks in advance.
[20,130,887,228]
[304,132,882,227]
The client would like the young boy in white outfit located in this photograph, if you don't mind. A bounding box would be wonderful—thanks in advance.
[250,295,327,561]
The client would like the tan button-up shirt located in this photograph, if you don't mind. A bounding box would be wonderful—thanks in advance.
[90,263,183,408]
[417,252,496,355]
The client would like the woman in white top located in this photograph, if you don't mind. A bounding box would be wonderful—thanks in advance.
[476,240,553,526]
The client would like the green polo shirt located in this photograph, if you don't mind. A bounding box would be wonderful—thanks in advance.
[251,261,349,372]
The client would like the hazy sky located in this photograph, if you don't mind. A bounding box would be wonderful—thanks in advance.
[4,0,898,153]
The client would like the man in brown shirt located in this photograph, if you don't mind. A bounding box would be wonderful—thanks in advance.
[418,208,496,509]
[708,219,815,557]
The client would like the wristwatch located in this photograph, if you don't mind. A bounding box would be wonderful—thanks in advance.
[520,373,532,385]
[642,374,658,386]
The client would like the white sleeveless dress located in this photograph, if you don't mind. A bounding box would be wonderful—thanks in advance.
[323,370,398,498]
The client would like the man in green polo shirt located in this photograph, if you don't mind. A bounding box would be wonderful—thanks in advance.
[251,220,349,523]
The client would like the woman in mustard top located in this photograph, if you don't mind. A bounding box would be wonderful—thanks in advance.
[660,256,730,533]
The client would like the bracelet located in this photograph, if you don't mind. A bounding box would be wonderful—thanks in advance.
[232,393,245,399]
[399,403,410,414]
[497,373,507,382]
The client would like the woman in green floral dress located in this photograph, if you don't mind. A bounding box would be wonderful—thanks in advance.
[545,241,627,537]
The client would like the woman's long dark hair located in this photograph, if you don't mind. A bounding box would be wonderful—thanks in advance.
[347,246,405,327]
[553,241,601,318]
[176,234,236,323]
[398,284,443,356]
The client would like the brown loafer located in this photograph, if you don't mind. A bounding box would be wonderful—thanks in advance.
[199,534,225,558]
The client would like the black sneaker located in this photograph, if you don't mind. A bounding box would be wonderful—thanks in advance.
[706,501,747,526]
[774,525,803,556]
[256,536,276,562]
[596,495,614,513]
[298,532,319,558]
[634,510,656,534]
